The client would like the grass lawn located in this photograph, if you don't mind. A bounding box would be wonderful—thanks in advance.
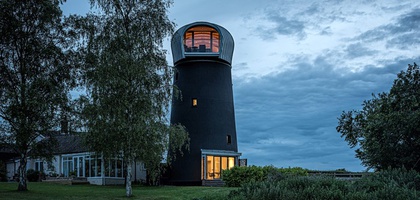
[0,182,236,200]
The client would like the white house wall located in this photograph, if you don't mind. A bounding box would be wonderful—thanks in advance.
[5,153,147,184]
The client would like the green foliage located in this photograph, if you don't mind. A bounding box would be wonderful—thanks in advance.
[222,165,308,187]
[337,63,420,172]
[0,161,7,182]
[26,169,39,182]
[227,168,420,200]
[0,0,81,191]
[353,168,420,191]
[79,0,188,196]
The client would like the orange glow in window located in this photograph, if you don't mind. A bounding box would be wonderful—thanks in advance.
[184,26,219,53]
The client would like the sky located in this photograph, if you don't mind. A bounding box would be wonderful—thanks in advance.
[62,0,420,172]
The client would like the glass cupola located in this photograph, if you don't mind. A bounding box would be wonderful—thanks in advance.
[171,22,234,64]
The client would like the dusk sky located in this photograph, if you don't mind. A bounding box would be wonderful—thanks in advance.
[63,0,420,172]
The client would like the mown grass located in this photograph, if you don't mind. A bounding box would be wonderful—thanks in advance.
[0,182,236,200]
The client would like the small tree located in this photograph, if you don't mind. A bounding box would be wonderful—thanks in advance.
[0,0,80,191]
[337,63,420,171]
[80,0,189,197]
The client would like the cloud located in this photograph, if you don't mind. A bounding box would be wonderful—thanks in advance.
[345,43,378,58]
[355,8,420,48]
[263,12,307,39]
[233,55,417,171]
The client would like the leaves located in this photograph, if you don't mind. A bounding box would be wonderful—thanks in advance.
[337,63,420,171]
[80,0,188,193]
[0,0,81,191]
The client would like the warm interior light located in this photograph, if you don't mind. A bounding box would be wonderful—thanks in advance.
[184,26,219,53]
[205,155,236,180]
[192,98,198,107]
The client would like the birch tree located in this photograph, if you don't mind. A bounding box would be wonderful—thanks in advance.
[0,0,80,191]
[81,0,188,197]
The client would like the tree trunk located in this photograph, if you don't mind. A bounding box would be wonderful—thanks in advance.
[126,161,132,197]
[17,156,28,191]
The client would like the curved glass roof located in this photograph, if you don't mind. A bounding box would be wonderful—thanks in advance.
[171,22,234,64]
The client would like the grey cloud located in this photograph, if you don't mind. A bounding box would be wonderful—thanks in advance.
[257,11,307,40]
[345,43,378,58]
[355,8,420,48]
[233,55,417,171]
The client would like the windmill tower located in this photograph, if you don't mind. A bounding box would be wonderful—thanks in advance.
[169,22,241,185]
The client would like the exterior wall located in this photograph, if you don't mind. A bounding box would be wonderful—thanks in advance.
[51,155,61,175]
[5,153,147,185]
[170,60,239,184]
[104,177,125,185]
[133,161,147,183]
[87,177,103,185]
[6,160,17,181]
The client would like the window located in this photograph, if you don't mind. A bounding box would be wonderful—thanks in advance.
[192,98,198,107]
[184,26,220,53]
[227,135,232,144]
[62,156,73,177]
[205,156,236,180]
[35,160,44,172]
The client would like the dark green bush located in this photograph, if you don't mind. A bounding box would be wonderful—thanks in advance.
[226,168,420,200]
[222,165,308,187]
[26,169,40,182]
[229,176,347,200]
[0,161,7,182]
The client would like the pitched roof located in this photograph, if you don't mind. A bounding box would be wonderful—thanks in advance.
[54,134,88,154]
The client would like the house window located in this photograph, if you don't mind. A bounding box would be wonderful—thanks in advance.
[62,156,73,177]
[227,135,232,144]
[192,98,198,107]
[184,26,220,53]
[35,160,44,172]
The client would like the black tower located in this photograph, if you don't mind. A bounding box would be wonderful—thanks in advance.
[169,22,241,185]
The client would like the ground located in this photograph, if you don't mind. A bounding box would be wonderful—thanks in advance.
[0,182,236,200]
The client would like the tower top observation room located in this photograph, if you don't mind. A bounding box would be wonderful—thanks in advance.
[171,21,234,64]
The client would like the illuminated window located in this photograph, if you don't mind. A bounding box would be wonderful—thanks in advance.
[228,157,235,169]
[184,26,220,53]
[192,98,198,107]
[227,135,232,144]
[222,157,228,170]
[207,156,214,179]
[205,156,236,180]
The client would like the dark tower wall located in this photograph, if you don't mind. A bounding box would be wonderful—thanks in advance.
[169,22,239,185]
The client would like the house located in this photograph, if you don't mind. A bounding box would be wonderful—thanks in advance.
[4,134,147,185]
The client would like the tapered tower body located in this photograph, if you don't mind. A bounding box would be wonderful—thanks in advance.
[169,22,241,185]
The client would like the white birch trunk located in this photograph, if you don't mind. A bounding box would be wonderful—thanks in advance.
[18,156,28,191]
[126,161,132,197]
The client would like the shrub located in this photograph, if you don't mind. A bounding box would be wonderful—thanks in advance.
[222,165,308,187]
[228,176,347,200]
[26,169,40,182]
[0,161,7,182]
[226,168,420,200]
[352,167,420,192]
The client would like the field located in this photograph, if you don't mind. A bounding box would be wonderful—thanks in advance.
[0,182,236,200]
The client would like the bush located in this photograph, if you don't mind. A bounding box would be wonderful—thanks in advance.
[228,176,347,200]
[0,161,7,182]
[26,169,40,182]
[226,168,420,200]
[222,165,307,187]
[352,168,420,192]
